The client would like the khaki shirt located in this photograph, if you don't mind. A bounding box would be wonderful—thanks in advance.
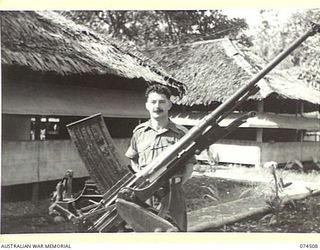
[126,120,195,170]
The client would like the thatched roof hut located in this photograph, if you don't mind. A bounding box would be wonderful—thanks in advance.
[1,11,185,96]
[144,38,320,113]
[1,11,189,186]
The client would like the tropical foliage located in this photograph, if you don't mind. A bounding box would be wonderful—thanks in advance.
[60,10,250,47]
[250,9,320,88]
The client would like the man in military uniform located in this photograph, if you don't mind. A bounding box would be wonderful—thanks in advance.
[125,84,195,231]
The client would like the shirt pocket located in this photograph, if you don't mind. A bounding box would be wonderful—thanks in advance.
[137,143,152,168]
[137,141,151,154]
[153,137,176,151]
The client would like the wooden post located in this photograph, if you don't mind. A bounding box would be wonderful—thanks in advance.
[256,129,263,143]
[257,100,264,113]
[256,100,264,168]
[256,128,263,168]
[299,131,304,142]
[32,116,41,203]
[297,101,305,141]
[256,100,264,143]
[34,115,41,140]
[32,141,41,203]
[297,101,304,141]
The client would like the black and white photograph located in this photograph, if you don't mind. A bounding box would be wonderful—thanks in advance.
[1,8,320,238]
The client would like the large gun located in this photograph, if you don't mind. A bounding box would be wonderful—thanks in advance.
[65,23,320,232]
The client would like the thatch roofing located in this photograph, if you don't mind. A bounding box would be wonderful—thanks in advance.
[144,38,320,106]
[1,11,185,96]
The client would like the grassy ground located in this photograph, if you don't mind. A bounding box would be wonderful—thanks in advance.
[209,194,320,233]
[190,164,320,233]
[1,164,319,233]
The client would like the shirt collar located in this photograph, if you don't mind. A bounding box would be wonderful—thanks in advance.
[144,119,180,134]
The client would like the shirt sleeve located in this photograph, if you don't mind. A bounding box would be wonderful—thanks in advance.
[125,133,138,160]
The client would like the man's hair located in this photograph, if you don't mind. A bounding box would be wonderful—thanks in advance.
[145,84,172,100]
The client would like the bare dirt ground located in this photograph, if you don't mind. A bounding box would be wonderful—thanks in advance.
[1,165,320,234]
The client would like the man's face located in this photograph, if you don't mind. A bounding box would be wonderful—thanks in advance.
[145,92,172,120]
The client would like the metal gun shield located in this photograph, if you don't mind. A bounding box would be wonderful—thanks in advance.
[116,198,178,232]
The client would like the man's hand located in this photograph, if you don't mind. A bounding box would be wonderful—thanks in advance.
[130,159,140,173]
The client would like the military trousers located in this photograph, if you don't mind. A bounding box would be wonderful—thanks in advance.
[158,181,187,232]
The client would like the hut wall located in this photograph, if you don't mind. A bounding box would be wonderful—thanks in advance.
[197,139,320,166]
[2,139,130,186]
[196,140,261,166]
[2,114,30,140]
[260,141,320,164]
